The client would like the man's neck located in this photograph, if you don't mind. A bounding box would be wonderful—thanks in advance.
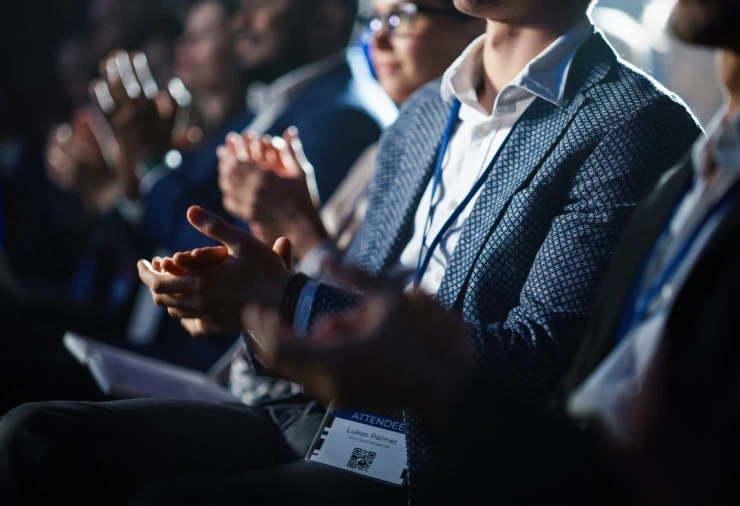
[721,50,740,118]
[478,17,581,114]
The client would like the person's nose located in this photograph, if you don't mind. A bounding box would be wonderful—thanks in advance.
[371,27,394,52]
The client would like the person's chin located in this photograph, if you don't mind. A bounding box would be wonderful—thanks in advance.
[453,0,490,18]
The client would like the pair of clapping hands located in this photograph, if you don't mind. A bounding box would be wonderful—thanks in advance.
[47,49,195,212]
[216,128,330,259]
[137,205,474,429]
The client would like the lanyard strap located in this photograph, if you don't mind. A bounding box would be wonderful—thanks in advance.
[414,99,499,286]
[616,182,740,343]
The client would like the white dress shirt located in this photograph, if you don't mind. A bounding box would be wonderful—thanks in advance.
[293,17,595,332]
[568,110,740,443]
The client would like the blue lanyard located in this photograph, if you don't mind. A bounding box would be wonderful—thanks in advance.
[414,99,498,286]
[616,182,739,344]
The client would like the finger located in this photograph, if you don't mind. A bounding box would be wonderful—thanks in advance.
[114,50,144,102]
[161,258,189,276]
[152,257,164,272]
[216,145,233,162]
[46,147,76,186]
[186,206,251,254]
[167,77,192,109]
[137,260,200,294]
[131,51,159,99]
[73,108,100,145]
[278,129,304,176]
[152,293,207,312]
[173,247,228,270]
[192,246,230,263]
[260,137,279,167]
[283,127,314,175]
[227,132,249,162]
[104,53,131,107]
[89,79,117,116]
[283,127,321,205]
[154,89,178,122]
[272,237,293,271]
[247,134,264,163]
[180,318,220,337]
[56,132,100,167]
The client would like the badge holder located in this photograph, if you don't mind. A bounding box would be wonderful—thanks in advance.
[306,405,408,487]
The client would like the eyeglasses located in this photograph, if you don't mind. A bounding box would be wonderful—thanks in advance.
[357,2,471,38]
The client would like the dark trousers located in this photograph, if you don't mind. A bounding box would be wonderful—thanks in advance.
[0,399,406,505]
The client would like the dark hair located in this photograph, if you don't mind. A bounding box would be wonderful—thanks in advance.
[332,0,360,46]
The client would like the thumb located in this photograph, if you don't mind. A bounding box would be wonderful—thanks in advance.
[283,127,321,207]
[187,206,246,254]
[272,237,293,270]
[282,127,313,176]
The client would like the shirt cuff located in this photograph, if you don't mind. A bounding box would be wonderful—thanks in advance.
[294,280,319,335]
[295,240,339,278]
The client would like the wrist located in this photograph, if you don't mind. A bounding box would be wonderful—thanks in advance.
[276,272,310,325]
[289,215,330,260]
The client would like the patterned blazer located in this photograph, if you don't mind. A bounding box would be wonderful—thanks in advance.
[303,32,700,498]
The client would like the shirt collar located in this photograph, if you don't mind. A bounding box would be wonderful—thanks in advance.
[440,16,594,115]
[246,52,346,115]
[692,107,740,181]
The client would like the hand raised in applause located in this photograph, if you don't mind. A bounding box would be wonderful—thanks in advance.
[243,263,475,431]
[218,127,329,257]
[90,49,200,198]
[46,107,121,215]
[137,205,293,336]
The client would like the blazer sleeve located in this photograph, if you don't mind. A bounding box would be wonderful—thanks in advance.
[466,96,700,403]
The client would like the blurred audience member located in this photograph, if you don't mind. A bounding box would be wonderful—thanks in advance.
[592,6,653,71]
[219,0,484,404]
[642,0,724,125]
[175,0,244,138]
[218,0,485,266]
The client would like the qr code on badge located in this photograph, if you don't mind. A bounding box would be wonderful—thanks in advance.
[347,447,376,473]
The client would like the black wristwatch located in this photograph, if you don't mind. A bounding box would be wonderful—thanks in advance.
[278,273,310,325]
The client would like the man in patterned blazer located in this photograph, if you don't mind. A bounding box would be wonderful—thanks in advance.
[0,0,700,504]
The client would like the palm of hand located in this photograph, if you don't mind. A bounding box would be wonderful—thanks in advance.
[218,129,326,254]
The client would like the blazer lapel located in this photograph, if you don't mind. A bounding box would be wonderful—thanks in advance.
[435,33,618,309]
[435,95,586,308]
[373,92,452,273]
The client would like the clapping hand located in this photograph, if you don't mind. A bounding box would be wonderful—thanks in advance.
[137,205,292,336]
[217,128,328,257]
[46,107,120,215]
[90,50,199,198]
